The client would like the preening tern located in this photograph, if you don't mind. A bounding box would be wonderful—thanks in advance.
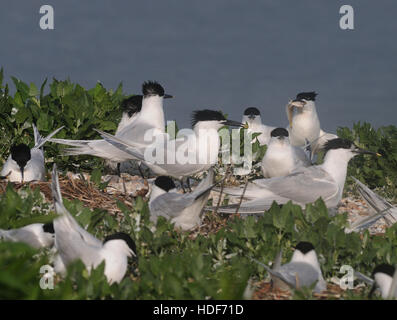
[51,164,136,284]
[50,81,172,163]
[286,92,337,154]
[149,168,216,230]
[97,109,244,180]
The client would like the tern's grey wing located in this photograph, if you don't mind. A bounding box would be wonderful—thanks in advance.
[292,146,312,167]
[353,177,397,223]
[99,130,212,178]
[0,227,52,249]
[0,156,13,177]
[274,262,324,292]
[354,271,374,286]
[54,216,103,267]
[252,167,339,205]
[150,193,195,219]
[33,125,64,149]
[51,164,102,248]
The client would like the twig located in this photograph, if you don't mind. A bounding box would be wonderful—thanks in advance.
[235,175,249,216]
[214,165,231,215]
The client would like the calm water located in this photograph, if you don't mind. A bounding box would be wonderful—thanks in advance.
[1,0,396,132]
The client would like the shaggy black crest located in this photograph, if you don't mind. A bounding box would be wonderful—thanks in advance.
[296,92,317,101]
[10,144,31,168]
[142,81,165,97]
[244,107,260,116]
[295,241,315,254]
[121,95,143,117]
[372,264,395,277]
[43,222,55,234]
[191,110,226,127]
[104,232,136,254]
[155,176,176,192]
[271,128,289,138]
[323,138,353,153]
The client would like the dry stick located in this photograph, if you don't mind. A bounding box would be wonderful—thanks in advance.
[214,165,231,215]
[235,175,249,216]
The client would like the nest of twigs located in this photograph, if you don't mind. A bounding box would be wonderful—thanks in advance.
[0,174,136,216]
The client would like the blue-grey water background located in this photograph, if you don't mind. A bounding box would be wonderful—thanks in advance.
[1,0,396,132]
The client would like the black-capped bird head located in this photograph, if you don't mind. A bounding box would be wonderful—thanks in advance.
[294,241,315,254]
[154,176,177,192]
[121,95,143,118]
[323,138,381,160]
[10,144,31,182]
[291,92,318,107]
[191,109,244,129]
[142,81,172,99]
[243,107,261,120]
[104,232,137,258]
[369,264,396,299]
[270,128,289,141]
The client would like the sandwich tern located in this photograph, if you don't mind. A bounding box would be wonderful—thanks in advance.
[261,128,311,178]
[0,222,54,249]
[369,264,397,299]
[253,242,326,293]
[149,168,216,230]
[50,81,172,163]
[51,164,136,284]
[97,109,244,180]
[213,138,380,214]
[0,124,64,182]
[241,107,275,146]
[287,92,337,154]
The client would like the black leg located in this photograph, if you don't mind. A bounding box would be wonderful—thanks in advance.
[117,163,121,177]
[187,177,192,192]
[138,163,145,179]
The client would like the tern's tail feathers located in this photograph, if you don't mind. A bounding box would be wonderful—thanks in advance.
[33,124,64,149]
[51,164,68,215]
[96,129,145,161]
[354,271,374,286]
[353,177,397,224]
[0,229,9,239]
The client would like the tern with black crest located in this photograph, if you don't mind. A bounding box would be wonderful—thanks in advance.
[287,92,337,154]
[213,138,381,214]
[0,124,63,182]
[50,81,172,163]
[51,164,136,284]
[97,109,244,181]
[241,107,275,146]
[0,222,55,249]
[149,168,216,230]
[261,128,311,178]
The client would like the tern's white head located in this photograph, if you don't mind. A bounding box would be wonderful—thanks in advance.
[370,264,396,299]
